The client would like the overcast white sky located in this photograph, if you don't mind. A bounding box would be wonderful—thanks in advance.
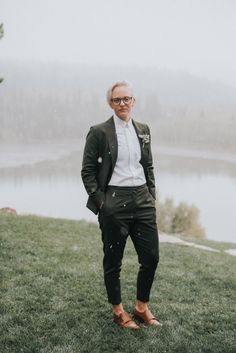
[1,0,236,86]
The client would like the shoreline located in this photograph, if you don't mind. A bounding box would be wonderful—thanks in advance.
[0,140,236,169]
[153,145,236,166]
[1,211,236,248]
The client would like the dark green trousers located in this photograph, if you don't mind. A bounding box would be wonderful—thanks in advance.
[98,184,159,305]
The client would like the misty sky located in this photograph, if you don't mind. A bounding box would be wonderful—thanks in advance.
[1,0,236,86]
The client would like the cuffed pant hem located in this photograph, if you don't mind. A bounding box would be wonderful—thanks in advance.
[108,299,122,305]
[136,296,150,303]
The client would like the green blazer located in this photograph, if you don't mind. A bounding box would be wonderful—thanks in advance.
[81,116,156,214]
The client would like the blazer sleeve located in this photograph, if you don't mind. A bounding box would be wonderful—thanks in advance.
[81,127,105,213]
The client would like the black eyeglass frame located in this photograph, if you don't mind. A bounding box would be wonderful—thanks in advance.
[110,96,134,106]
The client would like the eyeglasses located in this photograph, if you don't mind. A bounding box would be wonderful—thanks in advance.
[110,96,133,106]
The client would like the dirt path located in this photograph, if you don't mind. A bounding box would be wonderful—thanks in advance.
[159,233,236,256]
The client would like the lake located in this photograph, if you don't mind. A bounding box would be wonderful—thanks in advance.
[0,141,236,243]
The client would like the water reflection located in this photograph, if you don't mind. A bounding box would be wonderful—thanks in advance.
[0,146,236,243]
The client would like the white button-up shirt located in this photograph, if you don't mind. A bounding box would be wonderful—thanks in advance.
[108,115,146,186]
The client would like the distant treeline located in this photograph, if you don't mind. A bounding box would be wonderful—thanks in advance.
[0,61,236,153]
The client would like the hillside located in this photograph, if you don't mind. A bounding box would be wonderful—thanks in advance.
[1,62,236,153]
[0,214,235,353]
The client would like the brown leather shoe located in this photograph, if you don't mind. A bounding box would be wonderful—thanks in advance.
[113,311,140,330]
[133,308,162,327]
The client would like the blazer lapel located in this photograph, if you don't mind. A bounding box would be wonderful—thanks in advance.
[104,117,146,170]
[105,116,118,171]
[132,120,145,163]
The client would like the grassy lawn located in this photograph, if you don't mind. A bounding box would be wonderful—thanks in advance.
[0,214,235,353]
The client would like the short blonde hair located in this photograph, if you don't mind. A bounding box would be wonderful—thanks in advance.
[106,80,133,104]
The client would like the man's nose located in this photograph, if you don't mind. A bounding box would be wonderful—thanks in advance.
[120,99,125,106]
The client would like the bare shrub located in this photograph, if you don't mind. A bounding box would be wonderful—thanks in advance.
[158,198,205,239]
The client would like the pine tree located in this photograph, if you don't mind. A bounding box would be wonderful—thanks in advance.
[0,23,3,39]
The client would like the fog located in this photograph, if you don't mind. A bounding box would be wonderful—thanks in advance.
[1,61,236,157]
[1,0,236,86]
[1,1,236,243]
[1,1,236,146]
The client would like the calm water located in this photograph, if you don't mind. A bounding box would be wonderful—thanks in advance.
[0,142,236,243]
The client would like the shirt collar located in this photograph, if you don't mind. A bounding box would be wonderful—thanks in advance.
[113,114,133,128]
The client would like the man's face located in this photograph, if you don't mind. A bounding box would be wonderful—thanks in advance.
[109,85,135,121]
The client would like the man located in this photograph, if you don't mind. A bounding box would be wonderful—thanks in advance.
[81,80,161,329]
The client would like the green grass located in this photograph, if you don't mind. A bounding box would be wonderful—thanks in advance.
[0,214,235,353]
